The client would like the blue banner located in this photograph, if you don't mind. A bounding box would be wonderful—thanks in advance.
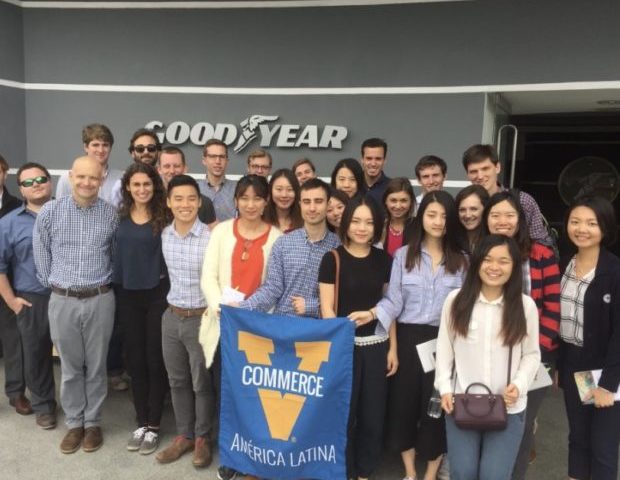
[219,305,354,480]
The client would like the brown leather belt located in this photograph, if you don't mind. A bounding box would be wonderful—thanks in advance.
[51,284,112,299]
[169,304,206,318]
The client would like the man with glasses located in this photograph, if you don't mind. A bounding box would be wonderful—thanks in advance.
[0,163,57,429]
[56,124,122,205]
[246,149,272,178]
[200,139,236,221]
[0,154,31,417]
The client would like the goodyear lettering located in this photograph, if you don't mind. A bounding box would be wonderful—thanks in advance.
[145,115,348,152]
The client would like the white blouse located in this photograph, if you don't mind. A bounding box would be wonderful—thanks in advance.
[434,289,541,414]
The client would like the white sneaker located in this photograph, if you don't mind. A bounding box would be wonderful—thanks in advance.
[127,426,148,451]
[139,430,159,455]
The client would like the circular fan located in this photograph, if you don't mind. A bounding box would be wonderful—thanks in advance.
[558,156,620,205]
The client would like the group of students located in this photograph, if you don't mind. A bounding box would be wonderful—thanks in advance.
[0,129,619,480]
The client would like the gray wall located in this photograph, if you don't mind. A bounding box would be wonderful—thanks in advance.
[2,0,620,178]
[24,90,484,177]
[0,2,26,165]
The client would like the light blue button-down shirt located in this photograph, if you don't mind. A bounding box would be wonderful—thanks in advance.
[240,227,340,318]
[162,218,210,309]
[33,196,119,290]
[376,245,466,334]
[0,205,50,294]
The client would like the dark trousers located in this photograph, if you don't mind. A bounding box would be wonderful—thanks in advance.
[15,292,56,414]
[346,340,388,479]
[561,342,620,480]
[0,297,25,399]
[511,383,548,480]
[117,281,169,427]
[106,290,124,376]
[385,323,446,460]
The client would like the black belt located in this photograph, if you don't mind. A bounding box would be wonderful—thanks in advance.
[51,285,112,299]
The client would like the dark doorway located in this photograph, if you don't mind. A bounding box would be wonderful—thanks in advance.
[503,113,620,258]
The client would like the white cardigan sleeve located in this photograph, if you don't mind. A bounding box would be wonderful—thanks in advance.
[511,295,542,396]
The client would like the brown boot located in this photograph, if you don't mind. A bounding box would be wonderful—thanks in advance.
[192,436,212,468]
[60,427,84,454]
[155,435,194,464]
[83,426,103,452]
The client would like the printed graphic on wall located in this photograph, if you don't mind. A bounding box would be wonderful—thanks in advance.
[219,305,354,480]
[146,115,349,152]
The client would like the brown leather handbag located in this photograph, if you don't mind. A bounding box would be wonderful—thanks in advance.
[452,349,512,431]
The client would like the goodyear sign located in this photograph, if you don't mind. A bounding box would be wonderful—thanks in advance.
[219,305,354,480]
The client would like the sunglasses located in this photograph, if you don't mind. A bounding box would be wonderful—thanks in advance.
[19,176,49,187]
[131,145,159,154]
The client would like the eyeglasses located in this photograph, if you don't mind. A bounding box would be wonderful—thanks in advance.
[205,154,227,161]
[250,164,271,171]
[131,144,159,154]
[19,176,49,187]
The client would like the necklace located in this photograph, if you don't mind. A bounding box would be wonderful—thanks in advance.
[388,223,404,235]
[241,239,253,261]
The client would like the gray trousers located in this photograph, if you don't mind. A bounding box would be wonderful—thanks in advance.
[48,290,115,429]
[162,308,216,440]
[15,292,56,414]
[0,297,25,399]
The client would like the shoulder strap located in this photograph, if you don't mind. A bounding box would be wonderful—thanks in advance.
[331,249,340,315]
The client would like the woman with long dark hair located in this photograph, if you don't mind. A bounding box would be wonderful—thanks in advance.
[319,196,393,480]
[482,191,561,480]
[380,177,416,257]
[199,175,282,480]
[330,158,367,200]
[262,168,302,233]
[326,187,350,233]
[435,234,541,480]
[114,162,171,454]
[455,184,489,253]
[375,191,468,480]
[558,195,620,480]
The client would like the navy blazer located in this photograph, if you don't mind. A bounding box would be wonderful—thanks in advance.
[560,248,620,393]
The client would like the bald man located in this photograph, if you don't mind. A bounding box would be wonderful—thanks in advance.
[34,156,119,454]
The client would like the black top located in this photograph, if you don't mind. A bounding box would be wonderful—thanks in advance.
[199,194,217,225]
[319,245,392,337]
[113,217,165,290]
[0,188,21,219]
[559,247,620,393]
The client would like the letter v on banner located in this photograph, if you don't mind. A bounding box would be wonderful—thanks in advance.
[219,305,354,480]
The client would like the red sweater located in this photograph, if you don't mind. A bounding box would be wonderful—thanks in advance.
[529,242,561,362]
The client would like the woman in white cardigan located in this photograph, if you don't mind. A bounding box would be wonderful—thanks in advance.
[199,175,282,368]
[434,234,540,480]
[199,175,281,480]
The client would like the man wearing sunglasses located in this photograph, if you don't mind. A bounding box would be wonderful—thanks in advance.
[0,163,57,429]
[56,124,123,205]
[0,154,31,418]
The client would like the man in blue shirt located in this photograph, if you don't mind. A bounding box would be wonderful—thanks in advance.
[199,139,236,222]
[34,156,119,454]
[240,178,339,318]
[0,162,57,429]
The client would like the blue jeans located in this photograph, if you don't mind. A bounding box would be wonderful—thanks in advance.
[445,411,525,480]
